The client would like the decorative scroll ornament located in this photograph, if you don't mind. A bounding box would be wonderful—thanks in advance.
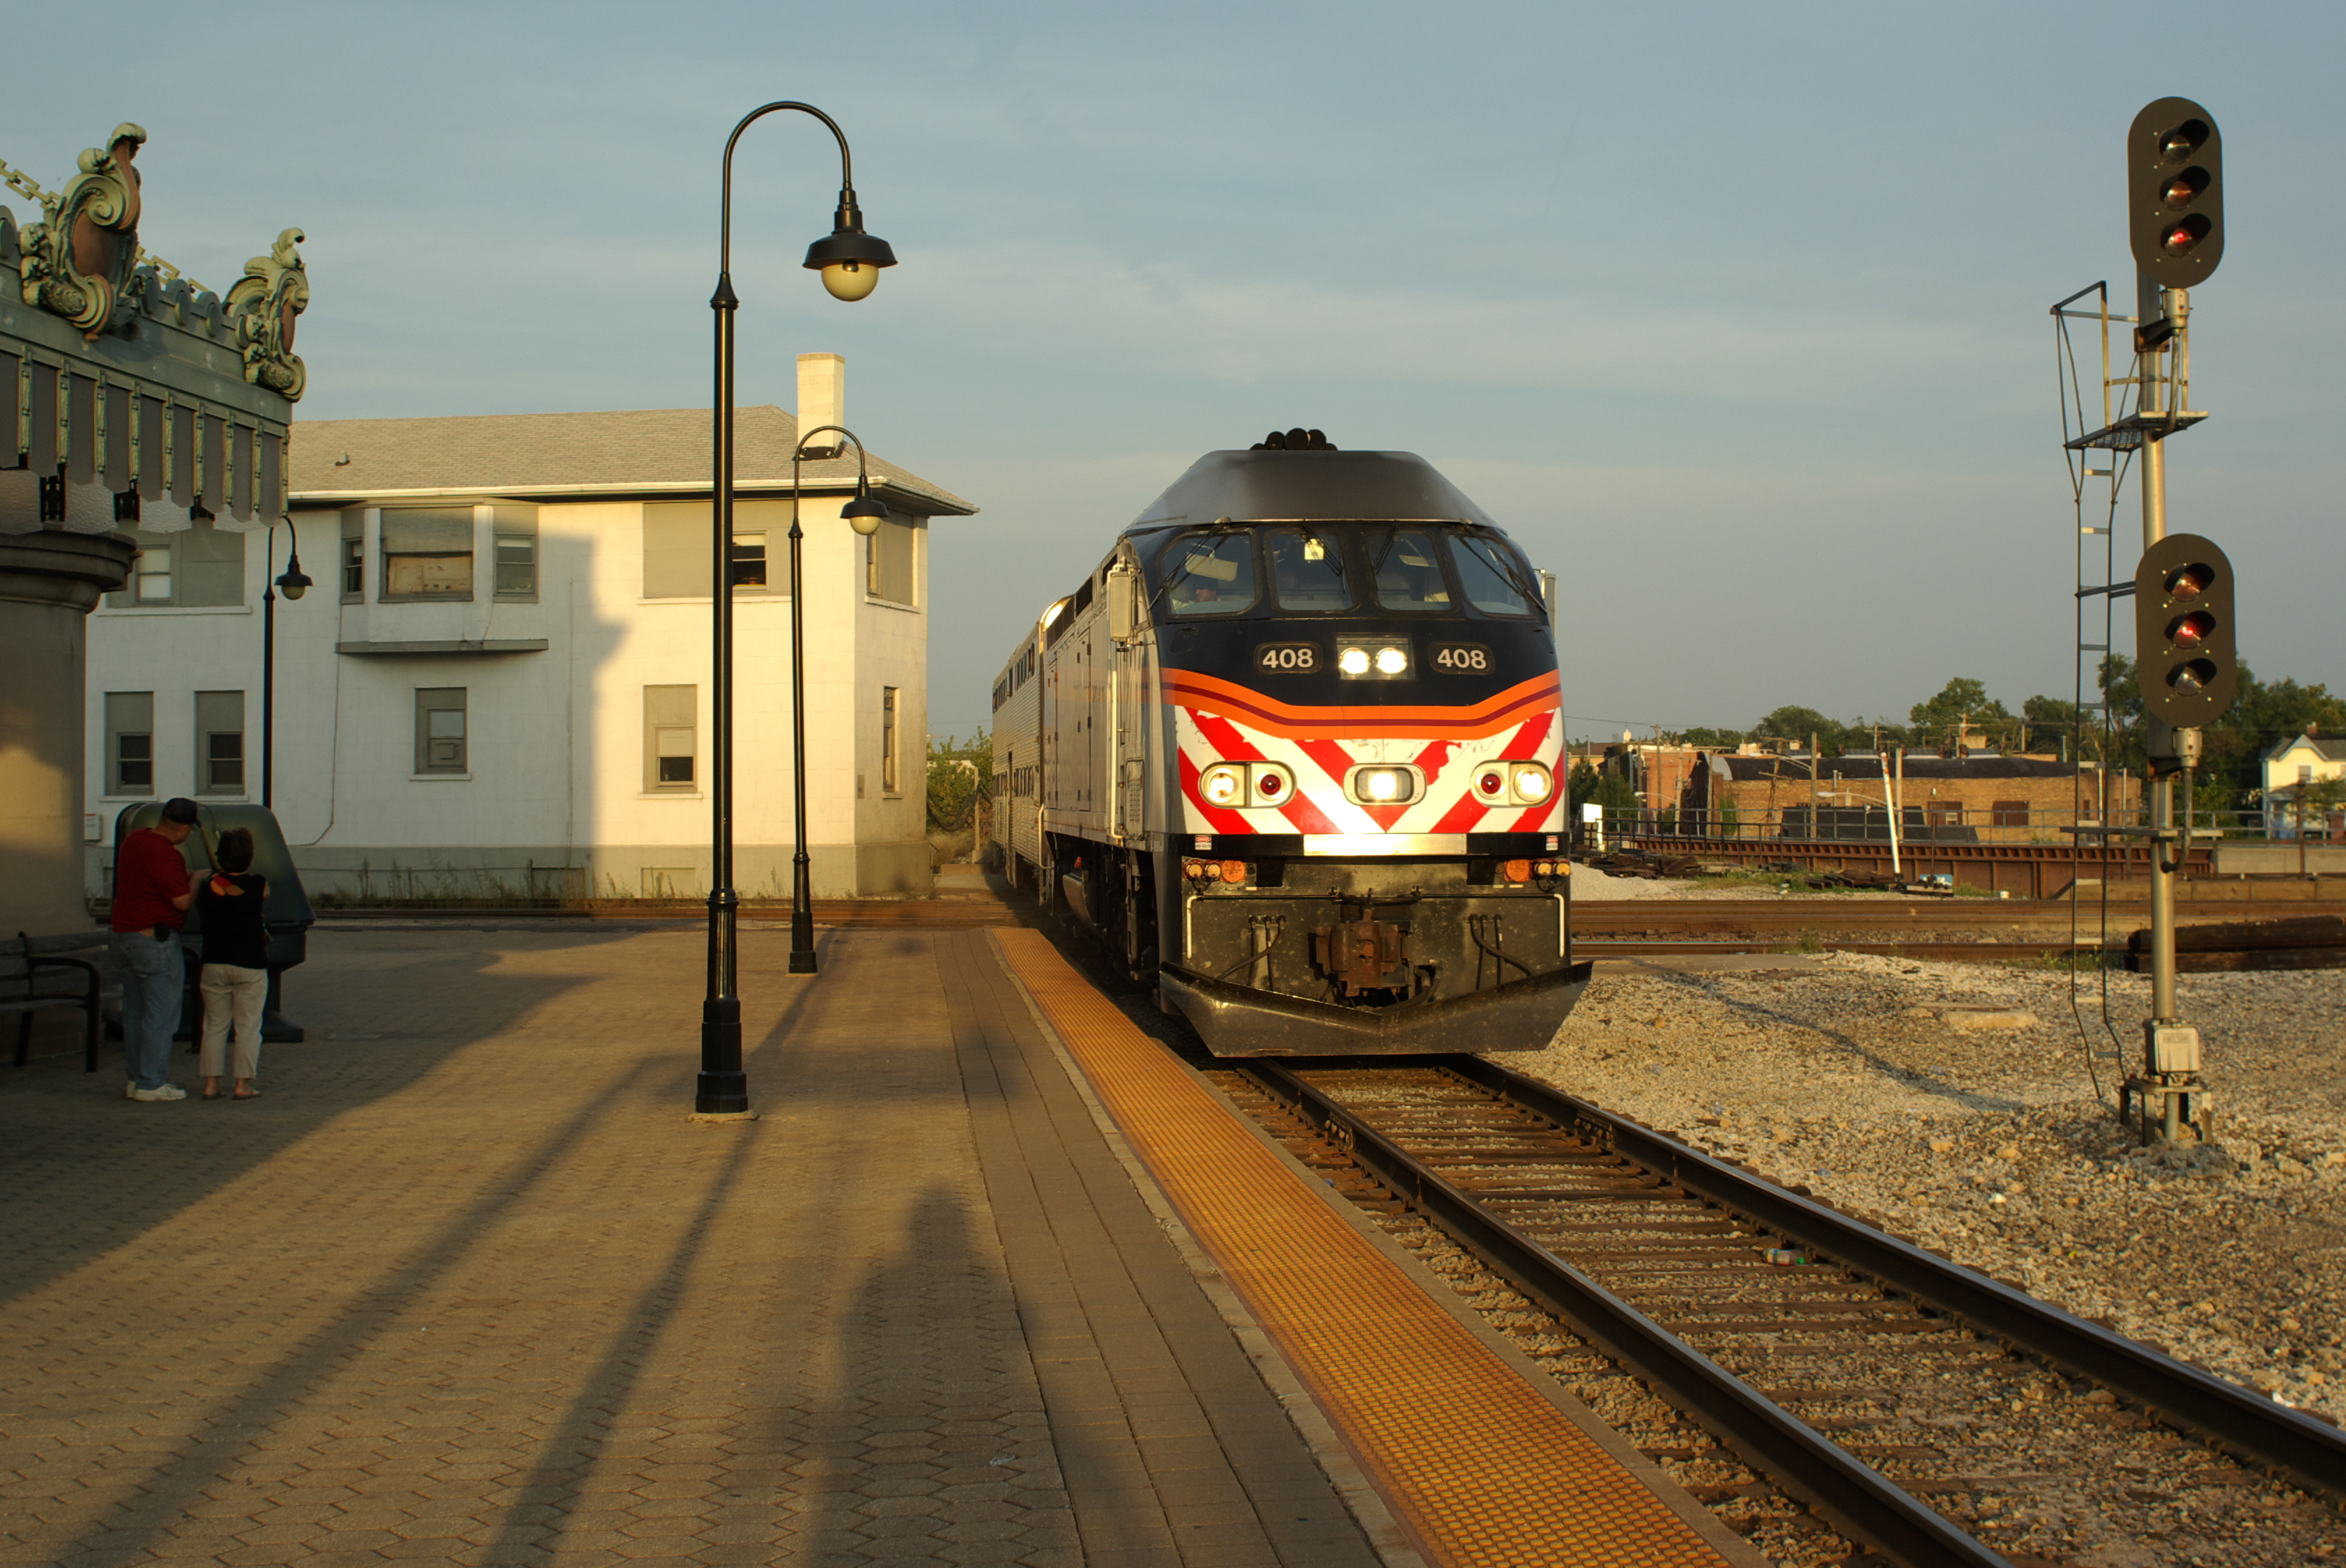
[225,228,309,400]
[17,123,146,339]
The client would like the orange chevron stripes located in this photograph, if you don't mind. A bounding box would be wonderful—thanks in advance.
[1162,667,1561,740]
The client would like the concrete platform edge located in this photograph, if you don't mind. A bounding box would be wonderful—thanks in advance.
[985,931,1430,1568]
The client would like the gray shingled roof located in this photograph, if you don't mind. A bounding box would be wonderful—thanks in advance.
[2266,734,2346,763]
[286,406,976,516]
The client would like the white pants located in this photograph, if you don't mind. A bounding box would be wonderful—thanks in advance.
[199,963,267,1080]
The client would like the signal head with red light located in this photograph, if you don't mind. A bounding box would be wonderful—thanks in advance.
[2134,532,2238,727]
[2129,98,2223,287]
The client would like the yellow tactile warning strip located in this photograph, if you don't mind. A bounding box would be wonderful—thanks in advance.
[995,930,1732,1568]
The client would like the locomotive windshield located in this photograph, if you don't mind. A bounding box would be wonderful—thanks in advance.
[1150,523,1538,620]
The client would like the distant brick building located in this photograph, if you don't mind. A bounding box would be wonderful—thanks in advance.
[1678,753,2140,843]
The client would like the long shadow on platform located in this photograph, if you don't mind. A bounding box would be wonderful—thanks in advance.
[7,925,831,1567]
[0,923,651,1314]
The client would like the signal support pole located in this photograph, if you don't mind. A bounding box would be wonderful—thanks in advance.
[2136,281,2205,1146]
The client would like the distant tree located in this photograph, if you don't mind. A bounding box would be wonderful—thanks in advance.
[1753,706,1846,753]
[1567,760,1602,816]
[926,732,993,833]
[1678,727,1746,750]
[1908,678,2011,751]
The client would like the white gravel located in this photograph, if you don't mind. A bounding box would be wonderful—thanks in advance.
[1523,954,2346,1429]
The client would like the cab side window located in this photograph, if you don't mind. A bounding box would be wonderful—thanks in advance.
[1160,532,1258,617]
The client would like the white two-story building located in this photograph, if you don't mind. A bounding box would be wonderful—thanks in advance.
[84,354,975,900]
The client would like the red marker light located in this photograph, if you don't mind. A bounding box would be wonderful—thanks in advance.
[2170,611,2215,645]
[1478,770,1505,796]
[1256,774,1284,799]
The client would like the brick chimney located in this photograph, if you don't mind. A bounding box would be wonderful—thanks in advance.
[797,353,844,458]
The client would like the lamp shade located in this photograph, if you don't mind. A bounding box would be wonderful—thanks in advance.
[841,491,888,537]
[805,227,896,302]
[276,556,313,601]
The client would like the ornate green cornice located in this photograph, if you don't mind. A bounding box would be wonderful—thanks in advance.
[0,125,306,399]
[224,229,307,400]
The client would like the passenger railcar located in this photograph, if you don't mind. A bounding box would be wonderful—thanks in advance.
[989,431,1590,1056]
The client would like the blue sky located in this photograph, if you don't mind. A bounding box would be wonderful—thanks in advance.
[10,1,2338,740]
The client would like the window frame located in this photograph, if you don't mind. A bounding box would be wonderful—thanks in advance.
[881,686,901,795]
[105,691,155,797]
[492,505,539,601]
[340,509,367,603]
[643,684,699,793]
[194,690,246,797]
[105,519,246,609]
[381,507,477,604]
[414,687,469,776]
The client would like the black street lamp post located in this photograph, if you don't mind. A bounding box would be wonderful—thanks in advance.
[261,518,312,809]
[698,102,895,1119]
[785,428,889,975]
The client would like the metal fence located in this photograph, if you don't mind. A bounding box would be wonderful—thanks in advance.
[1575,804,2291,850]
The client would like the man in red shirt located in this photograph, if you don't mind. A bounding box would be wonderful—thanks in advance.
[112,798,199,1102]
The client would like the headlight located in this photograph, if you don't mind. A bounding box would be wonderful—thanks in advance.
[1337,638,1409,679]
[1510,763,1553,804]
[1200,763,1247,807]
[1345,764,1420,805]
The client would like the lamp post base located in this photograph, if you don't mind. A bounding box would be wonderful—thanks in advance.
[695,996,749,1115]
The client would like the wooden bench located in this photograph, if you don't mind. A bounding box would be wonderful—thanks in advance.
[3,932,112,1073]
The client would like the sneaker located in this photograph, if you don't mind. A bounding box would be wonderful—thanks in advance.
[129,1084,187,1102]
[125,1079,137,1099]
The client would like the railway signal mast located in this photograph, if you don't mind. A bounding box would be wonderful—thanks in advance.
[2106,98,2235,1141]
[2057,99,2235,1143]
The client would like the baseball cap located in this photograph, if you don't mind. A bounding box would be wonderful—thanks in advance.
[159,797,201,825]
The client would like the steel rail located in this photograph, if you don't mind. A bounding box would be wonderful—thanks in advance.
[1237,1059,2011,1568]
[1439,1055,2346,1502]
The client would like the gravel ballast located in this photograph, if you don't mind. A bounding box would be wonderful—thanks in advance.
[1525,955,2346,1426]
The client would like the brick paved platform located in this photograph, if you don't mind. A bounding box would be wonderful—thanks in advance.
[0,925,1383,1568]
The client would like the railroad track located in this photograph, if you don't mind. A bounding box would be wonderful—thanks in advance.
[1574,940,2103,965]
[1212,1056,2346,1568]
[1570,898,2346,937]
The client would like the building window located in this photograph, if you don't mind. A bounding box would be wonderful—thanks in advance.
[881,686,900,794]
[195,691,245,795]
[106,692,154,796]
[1991,800,2029,828]
[493,506,538,600]
[106,521,245,608]
[644,685,697,791]
[415,688,468,774]
[643,501,790,599]
[867,515,916,604]
[728,530,767,587]
[341,511,366,601]
[382,508,475,601]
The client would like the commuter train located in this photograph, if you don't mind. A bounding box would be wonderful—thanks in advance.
[988,431,1590,1056]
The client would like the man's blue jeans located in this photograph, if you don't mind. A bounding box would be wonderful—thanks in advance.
[111,931,184,1091]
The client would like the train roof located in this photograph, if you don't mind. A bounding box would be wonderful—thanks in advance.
[1124,449,1501,534]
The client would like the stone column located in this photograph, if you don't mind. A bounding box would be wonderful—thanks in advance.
[0,526,136,934]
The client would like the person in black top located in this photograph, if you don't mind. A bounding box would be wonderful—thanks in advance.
[196,828,270,1100]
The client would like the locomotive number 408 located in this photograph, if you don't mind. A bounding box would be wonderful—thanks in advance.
[1432,643,1492,672]
[1257,643,1317,672]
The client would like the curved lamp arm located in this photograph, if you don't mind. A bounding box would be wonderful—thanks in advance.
[716,102,896,304]
[792,424,889,537]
